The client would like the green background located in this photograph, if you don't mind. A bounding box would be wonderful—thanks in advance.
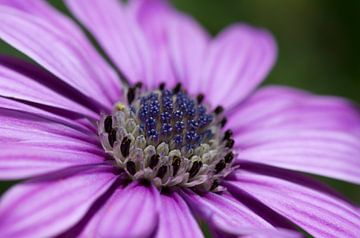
[0,0,359,222]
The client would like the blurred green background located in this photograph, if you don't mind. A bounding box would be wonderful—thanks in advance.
[0,0,359,207]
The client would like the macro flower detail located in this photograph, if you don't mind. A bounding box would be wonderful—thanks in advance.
[99,83,235,191]
[0,0,359,238]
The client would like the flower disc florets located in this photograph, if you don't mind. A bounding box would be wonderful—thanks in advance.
[98,83,235,191]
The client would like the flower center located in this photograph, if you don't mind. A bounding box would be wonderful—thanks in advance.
[98,83,235,191]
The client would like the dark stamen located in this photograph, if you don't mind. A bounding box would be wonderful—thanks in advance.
[108,129,117,147]
[223,129,233,141]
[225,139,234,149]
[104,116,113,133]
[135,82,143,89]
[189,161,202,178]
[120,137,131,157]
[127,87,136,104]
[126,161,136,175]
[220,117,227,128]
[149,154,159,169]
[214,106,224,115]
[215,160,226,173]
[172,156,181,176]
[173,83,182,94]
[157,166,167,178]
[196,94,204,104]
[224,152,234,163]
[159,82,166,90]
[210,180,219,191]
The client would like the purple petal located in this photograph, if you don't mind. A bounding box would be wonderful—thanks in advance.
[212,215,301,238]
[228,86,360,134]
[0,59,100,119]
[0,107,98,144]
[0,108,105,179]
[0,144,105,180]
[228,86,360,184]
[0,164,117,238]
[80,182,160,238]
[155,192,203,238]
[0,5,122,108]
[0,96,96,133]
[130,0,210,91]
[65,0,155,87]
[225,171,360,238]
[180,189,297,237]
[202,24,277,108]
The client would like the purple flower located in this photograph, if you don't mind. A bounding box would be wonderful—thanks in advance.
[0,0,359,237]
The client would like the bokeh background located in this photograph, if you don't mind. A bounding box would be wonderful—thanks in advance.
[0,0,359,208]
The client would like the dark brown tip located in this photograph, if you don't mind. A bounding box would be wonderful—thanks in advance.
[223,129,233,141]
[220,117,227,128]
[135,82,143,89]
[120,137,131,157]
[225,138,235,149]
[104,116,113,133]
[108,129,117,147]
[214,106,224,115]
[224,152,234,163]
[189,161,203,178]
[156,166,168,179]
[172,156,181,176]
[196,94,204,104]
[159,82,166,90]
[127,87,136,104]
[149,154,160,169]
[215,160,226,174]
[173,82,182,94]
[126,161,136,175]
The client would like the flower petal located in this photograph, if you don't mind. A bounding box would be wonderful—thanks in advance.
[130,0,210,91]
[202,24,277,108]
[0,5,122,108]
[0,57,100,119]
[180,189,298,237]
[0,164,117,238]
[0,144,105,180]
[229,86,360,184]
[155,192,203,238]
[0,107,98,143]
[0,96,96,133]
[65,0,154,87]
[225,170,360,238]
[79,182,160,238]
[0,108,104,179]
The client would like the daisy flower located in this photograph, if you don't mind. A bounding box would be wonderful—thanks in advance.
[0,0,359,237]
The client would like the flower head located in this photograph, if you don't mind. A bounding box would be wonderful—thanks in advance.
[0,0,359,237]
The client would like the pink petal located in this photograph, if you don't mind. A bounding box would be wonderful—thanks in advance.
[0,164,117,238]
[80,182,160,238]
[0,144,105,180]
[0,96,96,133]
[155,192,203,238]
[130,0,210,91]
[180,189,297,237]
[229,86,360,184]
[0,108,104,179]
[0,108,98,144]
[225,171,360,238]
[0,59,100,119]
[202,24,277,108]
[0,5,122,108]
[228,86,360,134]
[212,215,301,238]
[65,0,155,87]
